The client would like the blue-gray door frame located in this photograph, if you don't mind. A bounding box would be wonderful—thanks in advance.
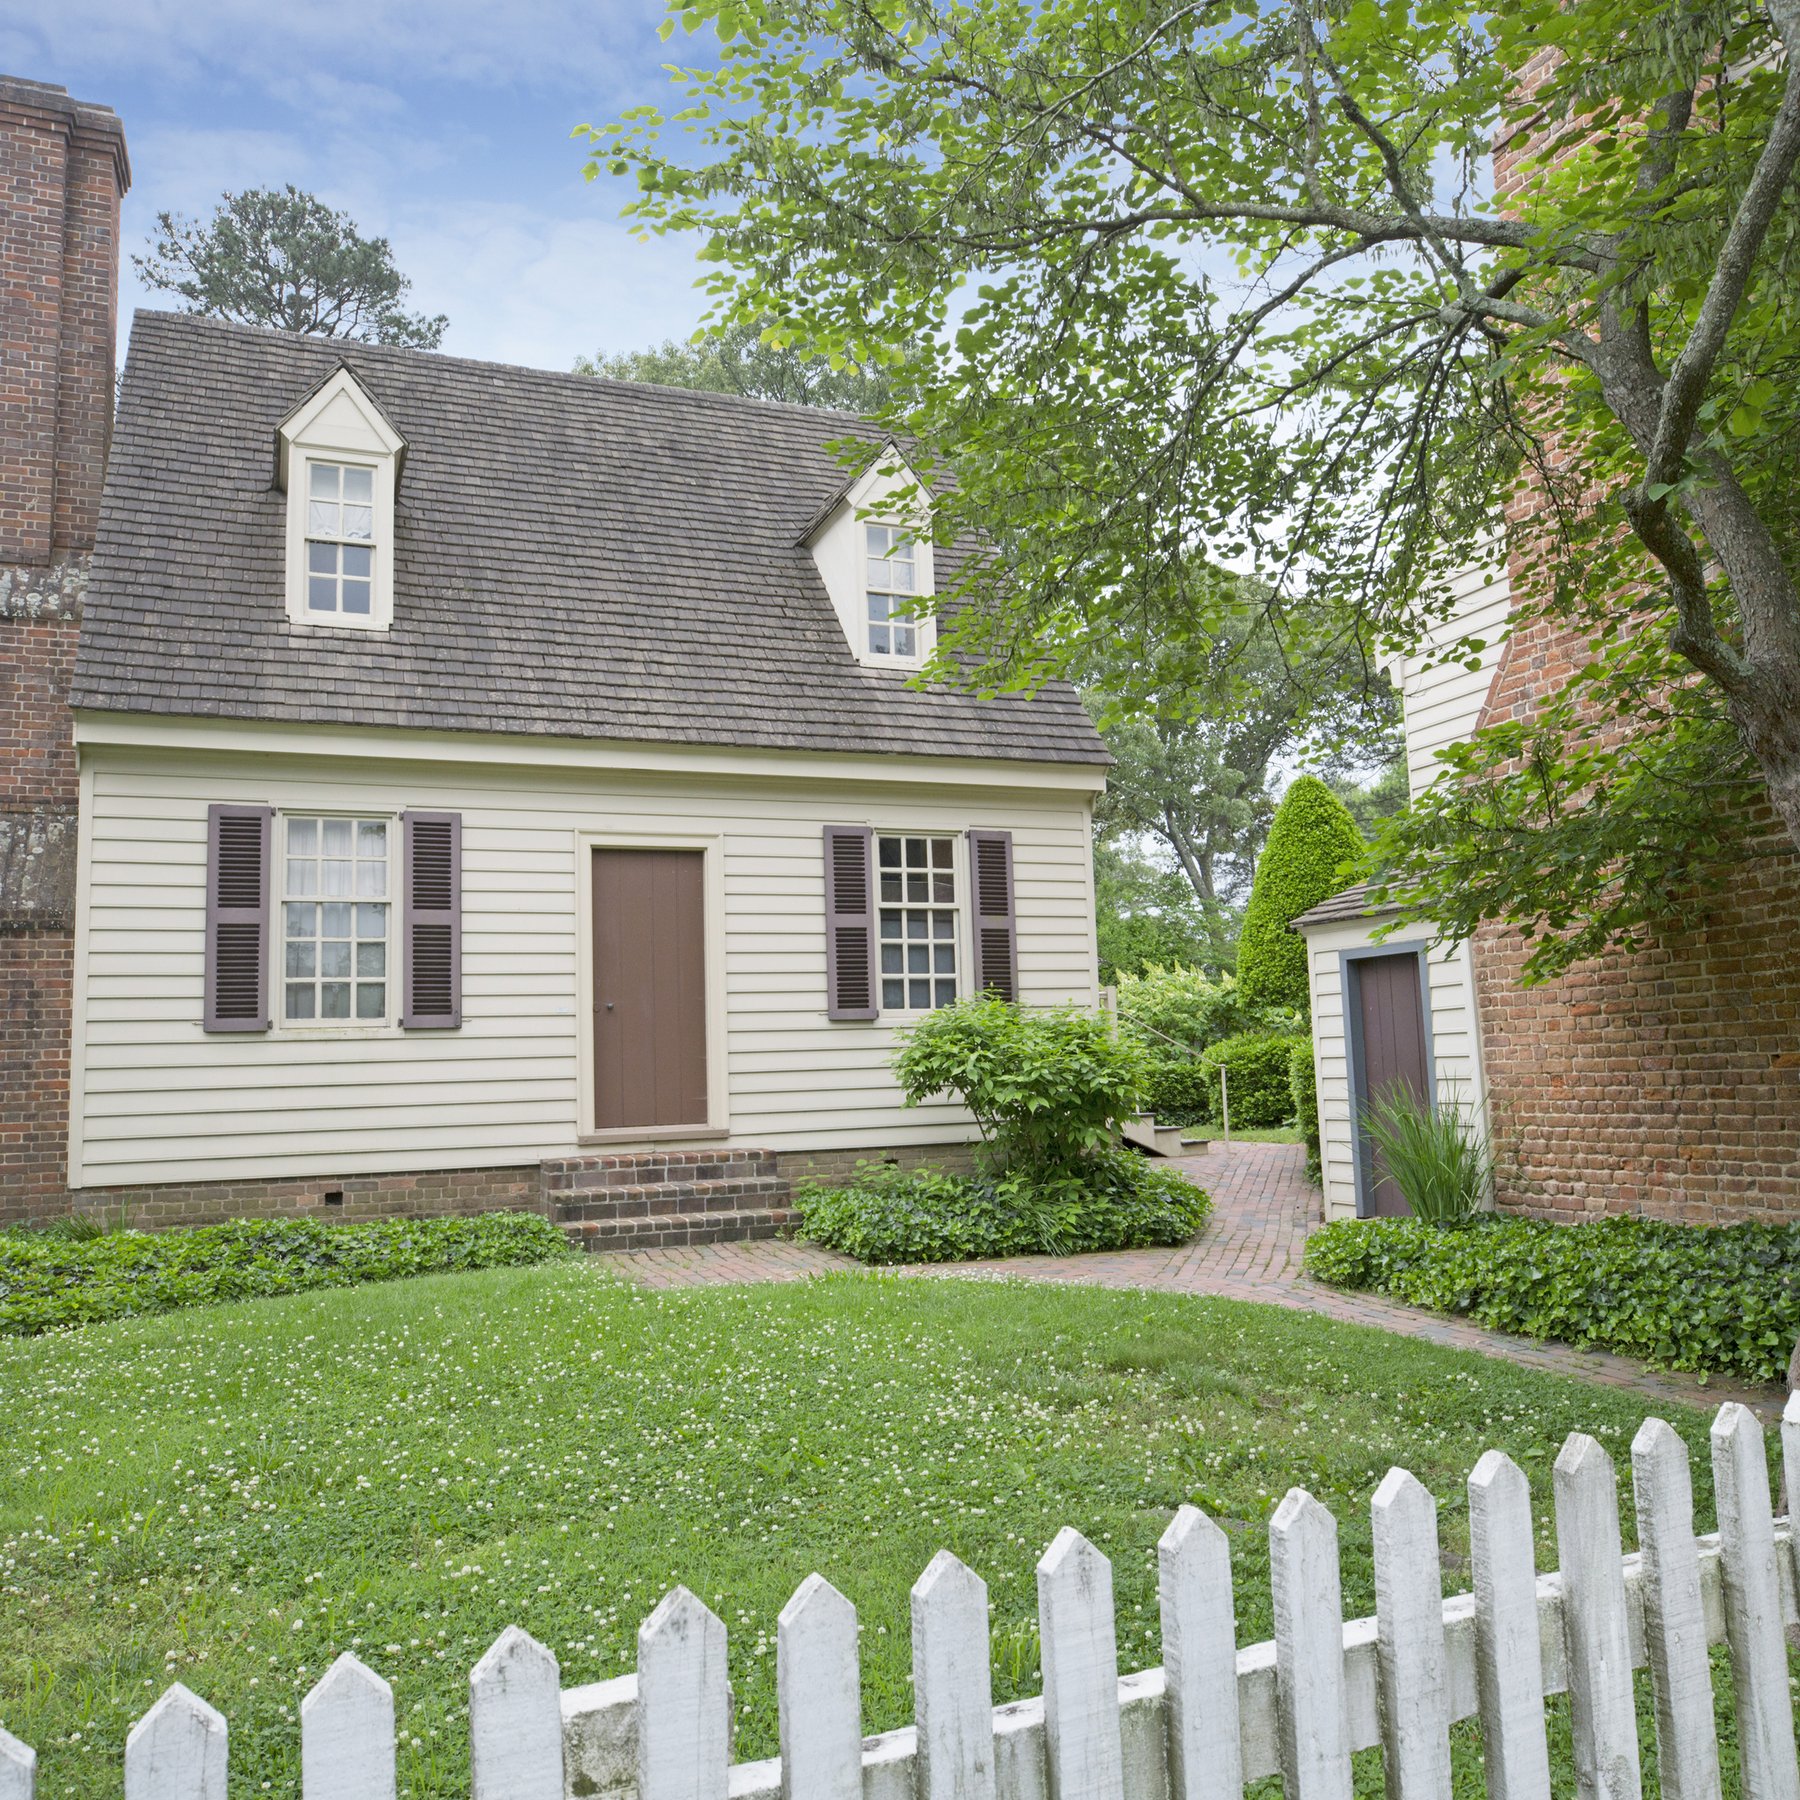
[1340,940,1437,1219]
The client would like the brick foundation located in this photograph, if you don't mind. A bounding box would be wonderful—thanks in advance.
[70,1164,542,1233]
[772,1141,978,1185]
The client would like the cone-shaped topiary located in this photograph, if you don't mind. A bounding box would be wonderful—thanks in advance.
[1236,775,1365,1018]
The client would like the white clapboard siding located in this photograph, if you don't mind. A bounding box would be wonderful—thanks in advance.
[72,743,1097,1186]
[15,1404,1800,1800]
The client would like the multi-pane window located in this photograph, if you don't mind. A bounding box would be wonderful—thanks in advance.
[865,524,917,658]
[305,462,375,616]
[283,817,389,1022]
[878,834,957,1010]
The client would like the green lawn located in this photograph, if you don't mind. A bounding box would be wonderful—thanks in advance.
[1171,1124,1301,1145]
[0,1262,1752,1799]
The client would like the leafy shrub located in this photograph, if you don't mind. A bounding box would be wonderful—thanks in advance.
[894,997,1144,1178]
[1304,1212,1800,1381]
[1289,1039,1320,1180]
[1236,776,1365,1017]
[1197,1031,1301,1127]
[1115,967,1298,1126]
[1141,1056,1212,1125]
[796,1152,1211,1265]
[0,1212,570,1337]
[1361,1086,1491,1226]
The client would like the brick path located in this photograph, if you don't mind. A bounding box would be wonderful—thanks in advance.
[595,1141,1785,1418]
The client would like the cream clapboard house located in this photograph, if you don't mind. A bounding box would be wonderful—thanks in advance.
[66,313,1109,1239]
[1296,557,1509,1221]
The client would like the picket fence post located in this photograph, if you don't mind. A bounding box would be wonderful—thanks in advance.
[1467,1449,1551,1800]
[1711,1405,1800,1800]
[1270,1488,1351,1800]
[1553,1432,1642,1800]
[13,1398,1800,1800]
[1630,1419,1721,1800]
[301,1652,397,1800]
[0,1725,34,1800]
[1157,1505,1241,1800]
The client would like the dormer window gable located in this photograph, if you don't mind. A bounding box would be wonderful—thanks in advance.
[276,367,405,633]
[802,446,937,671]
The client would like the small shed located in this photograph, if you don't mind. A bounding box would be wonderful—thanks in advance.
[1295,885,1489,1221]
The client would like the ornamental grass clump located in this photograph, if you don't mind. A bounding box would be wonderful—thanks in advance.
[1360,1086,1493,1226]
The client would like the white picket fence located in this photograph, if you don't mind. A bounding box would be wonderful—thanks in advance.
[4,1397,1799,1800]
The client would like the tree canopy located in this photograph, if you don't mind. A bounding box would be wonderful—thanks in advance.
[592,0,1800,969]
[135,187,447,349]
[576,317,901,410]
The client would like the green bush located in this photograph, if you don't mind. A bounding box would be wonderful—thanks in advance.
[1197,1031,1301,1127]
[796,1152,1211,1264]
[1304,1212,1800,1381]
[1236,776,1365,1017]
[1289,1039,1320,1179]
[1116,967,1298,1126]
[1141,1057,1213,1125]
[894,997,1144,1178]
[0,1212,571,1337]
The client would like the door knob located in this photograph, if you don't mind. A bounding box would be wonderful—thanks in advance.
[605,1001,614,1010]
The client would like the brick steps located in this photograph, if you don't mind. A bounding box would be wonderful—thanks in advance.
[561,1206,798,1254]
[542,1150,795,1253]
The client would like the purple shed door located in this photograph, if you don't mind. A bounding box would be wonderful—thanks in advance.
[1351,952,1430,1217]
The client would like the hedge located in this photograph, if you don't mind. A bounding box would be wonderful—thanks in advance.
[796,1153,1212,1264]
[0,1212,572,1336]
[1198,1031,1300,1128]
[1289,1038,1320,1179]
[1236,777,1365,1017]
[1304,1212,1800,1382]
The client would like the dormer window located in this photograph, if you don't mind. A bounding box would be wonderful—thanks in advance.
[277,366,405,633]
[305,463,376,617]
[865,526,918,658]
[801,444,936,670]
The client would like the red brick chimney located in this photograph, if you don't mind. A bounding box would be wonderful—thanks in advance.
[0,76,129,1222]
[1,75,130,564]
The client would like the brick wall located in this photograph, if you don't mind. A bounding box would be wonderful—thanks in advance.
[1470,53,1800,1223]
[0,77,129,1221]
[71,1165,543,1234]
[773,1142,978,1185]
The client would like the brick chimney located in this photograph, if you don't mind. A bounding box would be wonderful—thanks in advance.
[0,76,129,1222]
[1,75,130,565]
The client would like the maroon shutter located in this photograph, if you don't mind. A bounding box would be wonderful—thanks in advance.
[402,811,462,1028]
[967,829,1019,1002]
[204,803,272,1032]
[823,824,877,1021]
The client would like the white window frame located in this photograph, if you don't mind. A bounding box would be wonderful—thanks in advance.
[274,809,398,1033]
[278,367,403,633]
[863,523,925,663]
[874,829,965,1015]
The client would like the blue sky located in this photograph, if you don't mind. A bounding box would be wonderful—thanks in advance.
[3,0,714,372]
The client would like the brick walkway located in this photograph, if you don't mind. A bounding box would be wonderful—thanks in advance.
[595,1141,1785,1418]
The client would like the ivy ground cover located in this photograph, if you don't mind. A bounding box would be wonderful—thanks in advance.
[0,1262,1758,1800]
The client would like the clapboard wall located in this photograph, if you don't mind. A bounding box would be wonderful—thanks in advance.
[70,723,1102,1190]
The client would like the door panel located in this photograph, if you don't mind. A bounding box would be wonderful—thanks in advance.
[591,849,708,1130]
[1351,952,1430,1217]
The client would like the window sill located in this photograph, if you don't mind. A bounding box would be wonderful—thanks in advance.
[577,1123,728,1146]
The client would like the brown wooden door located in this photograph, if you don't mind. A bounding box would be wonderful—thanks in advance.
[1351,952,1430,1217]
[591,849,708,1130]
